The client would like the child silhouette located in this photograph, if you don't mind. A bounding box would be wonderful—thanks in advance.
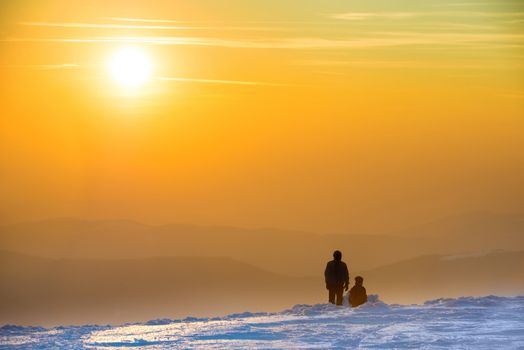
[349,276,368,307]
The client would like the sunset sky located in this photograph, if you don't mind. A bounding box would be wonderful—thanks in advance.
[0,0,523,234]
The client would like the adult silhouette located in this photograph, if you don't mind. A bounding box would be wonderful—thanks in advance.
[324,250,349,305]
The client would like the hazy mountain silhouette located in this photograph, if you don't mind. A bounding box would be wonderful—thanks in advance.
[1,250,523,326]
[357,250,524,304]
[0,250,319,326]
[1,212,522,275]
[392,211,524,248]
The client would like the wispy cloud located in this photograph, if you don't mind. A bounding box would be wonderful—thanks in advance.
[329,11,524,20]
[299,59,523,70]
[498,89,524,99]
[431,2,490,7]
[159,77,290,86]
[1,36,429,49]
[0,63,79,70]
[5,31,523,49]
[20,21,282,31]
[104,17,327,26]
[429,22,497,30]
[330,12,415,21]
[458,11,524,18]
[374,31,524,43]
[431,1,521,7]
[505,19,524,24]
[104,17,182,24]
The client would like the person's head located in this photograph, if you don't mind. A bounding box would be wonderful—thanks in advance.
[355,276,364,285]
[333,250,342,261]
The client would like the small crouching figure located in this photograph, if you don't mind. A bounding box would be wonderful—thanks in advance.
[349,276,368,308]
[324,250,350,306]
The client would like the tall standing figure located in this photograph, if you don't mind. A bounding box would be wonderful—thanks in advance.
[324,250,350,305]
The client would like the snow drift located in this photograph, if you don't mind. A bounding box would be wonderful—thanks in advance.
[1,295,523,349]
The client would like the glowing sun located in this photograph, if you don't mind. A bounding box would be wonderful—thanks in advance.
[108,47,152,88]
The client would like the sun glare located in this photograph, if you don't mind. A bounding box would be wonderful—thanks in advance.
[108,47,152,88]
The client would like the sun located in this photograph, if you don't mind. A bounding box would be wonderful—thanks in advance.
[107,47,152,88]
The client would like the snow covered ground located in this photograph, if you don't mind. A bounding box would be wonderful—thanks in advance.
[1,295,523,349]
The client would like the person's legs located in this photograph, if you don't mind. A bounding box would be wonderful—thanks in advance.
[328,288,336,304]
[335,286,344,306]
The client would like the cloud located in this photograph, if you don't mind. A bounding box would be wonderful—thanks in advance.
[431,1,521,7]
[1,36,430,49]
[158,77,290,86]
[20,21,283,32]
[0,63,79,70]
[5,31,523,49]
[375,31,524,43]
[104,17,182,24]
[329,11,524,20]
[498,90,524,99]
[299,59,523,71]
[330,12,415,21]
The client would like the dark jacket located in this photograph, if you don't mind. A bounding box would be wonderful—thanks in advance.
[324,260,349,288]
[349,285,367,307]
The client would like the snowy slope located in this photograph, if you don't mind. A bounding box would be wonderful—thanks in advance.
[1,295,523,349]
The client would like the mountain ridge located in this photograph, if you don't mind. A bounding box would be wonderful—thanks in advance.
[1,249,523,326]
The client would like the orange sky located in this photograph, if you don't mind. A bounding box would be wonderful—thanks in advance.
[0,0,523,233]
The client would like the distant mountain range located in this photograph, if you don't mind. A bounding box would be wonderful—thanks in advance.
[1,249,523,326]
[0,250,319,326]
[1,212,523,275]
[391,211,524,244]
[358,250,524,304]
